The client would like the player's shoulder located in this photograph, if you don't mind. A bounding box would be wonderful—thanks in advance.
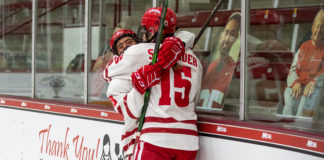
[187,49,199,59]
[175,31,195,49]
[124,43,155,54]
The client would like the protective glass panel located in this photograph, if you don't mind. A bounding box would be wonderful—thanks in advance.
[88,0,152,106]
[176,0,241,116]
[247,0,324,132]
[35,0,85,103]
[0,0,32,97]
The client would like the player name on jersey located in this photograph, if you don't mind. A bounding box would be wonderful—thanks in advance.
[179,52,198,67]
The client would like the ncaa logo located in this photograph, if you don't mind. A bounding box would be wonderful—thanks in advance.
[261,132,272,139]
[216,126,227,132]
[306,140,317,148]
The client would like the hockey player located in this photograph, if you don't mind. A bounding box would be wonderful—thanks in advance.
[110,29,138,56]
[283,9,324,117]
[90,29,137,100]
[104,7,202,160]
[103,29,142,159]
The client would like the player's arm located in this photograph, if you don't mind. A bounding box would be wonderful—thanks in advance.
[175,31,195,49]
[107,37,186,112]
[107,78,144,119]
[131,36,185,94]
[106,78,142,158]
[106,45,150,80]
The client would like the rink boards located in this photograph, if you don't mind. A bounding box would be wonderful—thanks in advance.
[0,97,323,160]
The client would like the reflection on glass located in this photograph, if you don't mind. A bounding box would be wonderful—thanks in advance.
[247,0,324,132]
[283,10,324,118]
[198,13,241,110]
[247,9,290,115]
[250,0,322,9]
[35,1,85,103]
[173,0,235,16]
[89,0,151,106]
[0,1,32,97]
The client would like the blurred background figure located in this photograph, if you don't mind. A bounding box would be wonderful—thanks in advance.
[283,9,324,117]
[65,53,84,72]
[199,12,241,109]
[0,41,15,70]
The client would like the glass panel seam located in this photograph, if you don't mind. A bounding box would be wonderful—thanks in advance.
[240,0,249,121]
[32,0,38,98]
[84,0,92,104]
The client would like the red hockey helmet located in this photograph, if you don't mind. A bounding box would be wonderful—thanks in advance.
[110,29,137,55]
[139,7,177,42]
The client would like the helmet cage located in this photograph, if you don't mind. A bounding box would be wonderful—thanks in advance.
[137,25,158,43]
[139,7,177,43]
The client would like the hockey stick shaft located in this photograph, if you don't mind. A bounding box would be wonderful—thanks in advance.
[193,0,225,48]
[137,0,168,133]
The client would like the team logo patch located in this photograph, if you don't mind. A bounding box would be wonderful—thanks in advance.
[164,20,168,27]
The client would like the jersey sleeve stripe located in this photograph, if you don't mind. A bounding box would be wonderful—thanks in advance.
[109,96,123,115]
[116,105,123,115]
[103,67,111,82]
[108,96,117,106]
[123,95,137,119]
[122,127,138,140]
[141,128,198,136]
[145,117,196,125]
[122,139,135,154]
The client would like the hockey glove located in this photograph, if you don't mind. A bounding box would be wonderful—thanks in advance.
[131,64,162,94]
[157,36,185,70]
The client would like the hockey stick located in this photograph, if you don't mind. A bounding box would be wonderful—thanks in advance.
[134,0,168,148]
[192,0,225,48]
